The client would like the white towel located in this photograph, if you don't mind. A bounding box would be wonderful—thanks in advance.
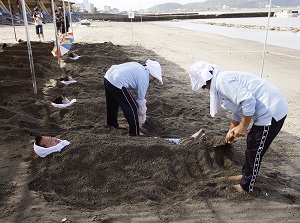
[69,55,81,60]
[51,99,77,108]
[34,140,70,157]
[60,79,77,85]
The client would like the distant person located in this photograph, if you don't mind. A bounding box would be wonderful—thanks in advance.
[104,59,163,136]
[55,9,62,34]
[189,61,288,194]
[33,7,45,41]
[61,13,70,34]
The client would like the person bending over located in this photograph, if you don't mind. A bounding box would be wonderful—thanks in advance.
[189,61,288,193]
[104,59,163,136]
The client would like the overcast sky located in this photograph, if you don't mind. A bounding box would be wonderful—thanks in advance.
[80,0,200,11]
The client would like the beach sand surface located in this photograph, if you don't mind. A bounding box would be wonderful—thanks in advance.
[0,21,299,223]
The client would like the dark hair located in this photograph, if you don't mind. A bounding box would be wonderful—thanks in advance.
[35,135,45,147]
[34,7,39,11]
[59,76,70,81]
[68,51,77,58]
[2,43,7,48]
[202,79,211,89]
[52,95,64,104]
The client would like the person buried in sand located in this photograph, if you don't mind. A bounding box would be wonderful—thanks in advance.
[34,135,70,157]
[35,135,61,148]
[52,95,70,104]
[104,59,163,136]
[69,51,79,58]
[189,61,288,194]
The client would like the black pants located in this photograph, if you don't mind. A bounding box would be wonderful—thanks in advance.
[240,116,286,192]
[104,78,140,136]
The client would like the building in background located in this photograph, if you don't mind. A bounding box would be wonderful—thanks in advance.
[104,6,111,13]
[75,0,94,13]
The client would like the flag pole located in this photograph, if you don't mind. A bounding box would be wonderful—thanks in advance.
[261,0,272,78]
[8,0,17,42]
[62,0,66,33]
[20,0,37,94]
[68,0,74,41]
[51,0,61,65]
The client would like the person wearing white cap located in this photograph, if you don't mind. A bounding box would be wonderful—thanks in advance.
[104,59,163,136]
[189,61,288,194]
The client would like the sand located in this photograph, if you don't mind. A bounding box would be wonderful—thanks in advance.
[0,21,300,222]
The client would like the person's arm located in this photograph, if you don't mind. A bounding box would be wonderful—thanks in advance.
[218,73,254,143]
[226,116,251,143]
[226,119,239,143]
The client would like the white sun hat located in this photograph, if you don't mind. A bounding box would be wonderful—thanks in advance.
[146,59,163,85]
[189,61,214,91]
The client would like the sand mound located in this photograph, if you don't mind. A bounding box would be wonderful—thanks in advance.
[0,42,298,213]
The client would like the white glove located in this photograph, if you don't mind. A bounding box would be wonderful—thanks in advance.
[136,99,147,124]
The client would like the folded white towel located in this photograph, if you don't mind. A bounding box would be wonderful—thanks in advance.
[69,55,81,60]
[34,140,70,157]
[51,99,77,108]
[60,79,77,85]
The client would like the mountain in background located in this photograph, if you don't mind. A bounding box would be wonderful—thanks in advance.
[147,0,300,12]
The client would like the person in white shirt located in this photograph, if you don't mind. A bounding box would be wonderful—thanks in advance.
[104,59,163,136]
[33,7,44,41]
[189,61,288,193]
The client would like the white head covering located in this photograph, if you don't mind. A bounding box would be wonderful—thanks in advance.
[146,59,163,85]
[69,55,81,60]
[51,99,77,109]
[34,139,70,157]
[189,61,221,117]
[60,79,77,85]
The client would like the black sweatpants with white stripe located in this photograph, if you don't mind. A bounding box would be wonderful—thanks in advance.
[240,116,286,192]
[104,78,140,136]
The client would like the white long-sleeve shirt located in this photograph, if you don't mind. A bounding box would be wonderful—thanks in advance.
[104,62,150,100]
[216,71,288,126]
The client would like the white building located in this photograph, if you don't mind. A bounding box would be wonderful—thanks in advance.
[75,0,94,13]
[104,6,111,12]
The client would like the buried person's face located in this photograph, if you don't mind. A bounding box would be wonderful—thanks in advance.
[39,136,61,148]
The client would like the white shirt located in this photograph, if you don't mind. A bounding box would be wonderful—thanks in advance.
[33,12,43,26]
[104,62,150,100]
[216,71,288,126]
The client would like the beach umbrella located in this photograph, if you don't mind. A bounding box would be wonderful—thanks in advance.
[51,36,73,57]
[61,32,74,43]
[20,0,37,94]
[50,0,60,64]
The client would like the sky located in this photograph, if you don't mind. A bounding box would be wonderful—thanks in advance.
[77,0,200,11]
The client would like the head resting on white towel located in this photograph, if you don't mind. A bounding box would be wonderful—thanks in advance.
[34,135,70,157]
